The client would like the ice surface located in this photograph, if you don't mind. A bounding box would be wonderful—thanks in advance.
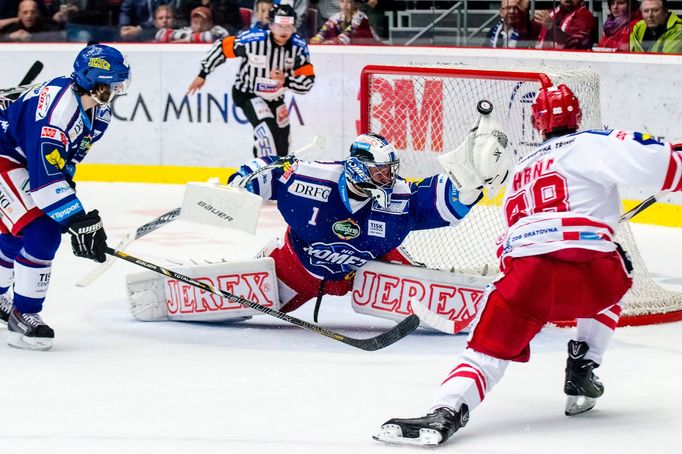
[1,182,681,454]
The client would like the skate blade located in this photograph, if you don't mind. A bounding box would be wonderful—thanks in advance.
[565,395,597,416]
[7,331,53,351]
[373,424,442,446]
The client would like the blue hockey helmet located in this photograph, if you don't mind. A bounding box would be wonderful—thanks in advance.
[344,133,400,208]
[72,44,130,103]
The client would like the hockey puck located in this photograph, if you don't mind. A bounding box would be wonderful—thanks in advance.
[477,100,493,115]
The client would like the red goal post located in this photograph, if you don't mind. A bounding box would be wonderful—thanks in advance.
[359,64,682,326]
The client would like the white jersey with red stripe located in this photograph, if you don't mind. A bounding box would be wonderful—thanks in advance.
[498,129,679,261]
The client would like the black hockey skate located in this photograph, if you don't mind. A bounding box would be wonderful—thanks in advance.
[0,293,11,326]
[7,308,54,351]
[373,405,469,446]
[564,340,604,416]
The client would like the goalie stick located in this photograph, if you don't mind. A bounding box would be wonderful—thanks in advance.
[75,208,181,287]
[75,134,327,287]
[107,247,420,351]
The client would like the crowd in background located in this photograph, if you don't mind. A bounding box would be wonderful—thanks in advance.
[0,0,681,53]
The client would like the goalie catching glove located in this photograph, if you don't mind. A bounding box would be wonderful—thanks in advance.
[67,210,108,263]
[438,101,513,203]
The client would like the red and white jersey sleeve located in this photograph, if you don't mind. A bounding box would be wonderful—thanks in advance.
[498,129,680,260]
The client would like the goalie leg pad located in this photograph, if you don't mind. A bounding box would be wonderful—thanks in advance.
[126,258,280,322]
[351,261,493,331]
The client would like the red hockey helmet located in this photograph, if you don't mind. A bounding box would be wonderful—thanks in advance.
[531,84,581,135]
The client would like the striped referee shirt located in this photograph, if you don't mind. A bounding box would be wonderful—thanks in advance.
[198,28,315,98]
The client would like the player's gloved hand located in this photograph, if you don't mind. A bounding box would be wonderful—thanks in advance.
[67,210,108,263]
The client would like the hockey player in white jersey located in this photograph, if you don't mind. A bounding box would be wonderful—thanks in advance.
[374,84,682,446]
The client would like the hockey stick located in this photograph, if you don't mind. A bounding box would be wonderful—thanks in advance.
[0,61,44,99]
[75,208,181,287]
[107,247,420,351]
[76,135,327,287]
[18,60,44,86]
[619,190,670,223]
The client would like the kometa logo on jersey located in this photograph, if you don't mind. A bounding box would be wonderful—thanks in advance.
[332,218,360,240]
[304,242,373,275]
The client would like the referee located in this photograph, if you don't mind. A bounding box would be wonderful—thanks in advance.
[187,1,315,158]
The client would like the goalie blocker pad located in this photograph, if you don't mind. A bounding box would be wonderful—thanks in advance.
[180,182,263,234]
[351,261,495,331]
[127,258,279,322]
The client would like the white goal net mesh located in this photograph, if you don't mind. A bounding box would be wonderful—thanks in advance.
[361,64,682,322]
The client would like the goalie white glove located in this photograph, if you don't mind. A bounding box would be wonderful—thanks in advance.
[438,100,513,200]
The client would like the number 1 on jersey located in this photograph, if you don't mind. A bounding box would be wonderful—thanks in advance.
[308,206,320,226]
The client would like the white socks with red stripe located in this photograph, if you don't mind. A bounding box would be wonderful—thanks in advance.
[429,348,509,413]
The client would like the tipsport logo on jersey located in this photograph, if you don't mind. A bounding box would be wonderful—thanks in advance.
[303,242,374,275]
[110,91,306,126]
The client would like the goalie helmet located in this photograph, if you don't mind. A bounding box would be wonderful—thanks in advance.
[72,44,130,104]
[531,84,581,135]
[344,133,400,208]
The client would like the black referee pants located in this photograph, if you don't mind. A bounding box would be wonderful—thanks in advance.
[233,88,290,158]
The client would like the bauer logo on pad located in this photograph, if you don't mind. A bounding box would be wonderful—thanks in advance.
[180,183,263,234]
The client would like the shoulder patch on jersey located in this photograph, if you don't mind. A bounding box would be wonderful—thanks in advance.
[633,132,664,146]
[35,85,56,120]
[96,106,111,122]
[40,126,68,146]
[582,129,613,137]
[41,143,66,176]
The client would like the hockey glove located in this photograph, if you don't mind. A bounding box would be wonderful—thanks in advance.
[67,210,108,263]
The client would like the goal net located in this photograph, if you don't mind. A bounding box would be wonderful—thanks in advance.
[360,64,682,326]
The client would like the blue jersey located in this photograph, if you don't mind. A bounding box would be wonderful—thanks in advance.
[233,157,482,280]
[0,76,111,227]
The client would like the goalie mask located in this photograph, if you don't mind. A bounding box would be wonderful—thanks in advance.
[531,84,581,135]
[344,133,400,208]
[72,44,131,105]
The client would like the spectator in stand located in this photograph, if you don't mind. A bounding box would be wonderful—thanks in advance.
[50,0,79,27]
[150,4,176,40]
[0,0,60,42]
[312,0,339,22]
[156,5,228,42]
[59,0,122,42]
[595,0,641,51]
[534,0,597,49]
[630,0,682,53]
[119,0,173,41]
[358,0,387,39]
[309,0,380,44]
[251,0,273,29]
[486,0,541,48]
[177,0,242,35]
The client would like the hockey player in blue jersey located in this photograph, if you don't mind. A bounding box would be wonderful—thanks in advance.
[227,132,488,315]
[0,44,131,350]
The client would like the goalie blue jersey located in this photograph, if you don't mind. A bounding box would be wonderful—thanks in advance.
[232,157,482,280]
[0,77,111,227]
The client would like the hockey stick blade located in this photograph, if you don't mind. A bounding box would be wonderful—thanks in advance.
[18,60,43,86]
[76,208,181,287]
[107,247,420,351]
